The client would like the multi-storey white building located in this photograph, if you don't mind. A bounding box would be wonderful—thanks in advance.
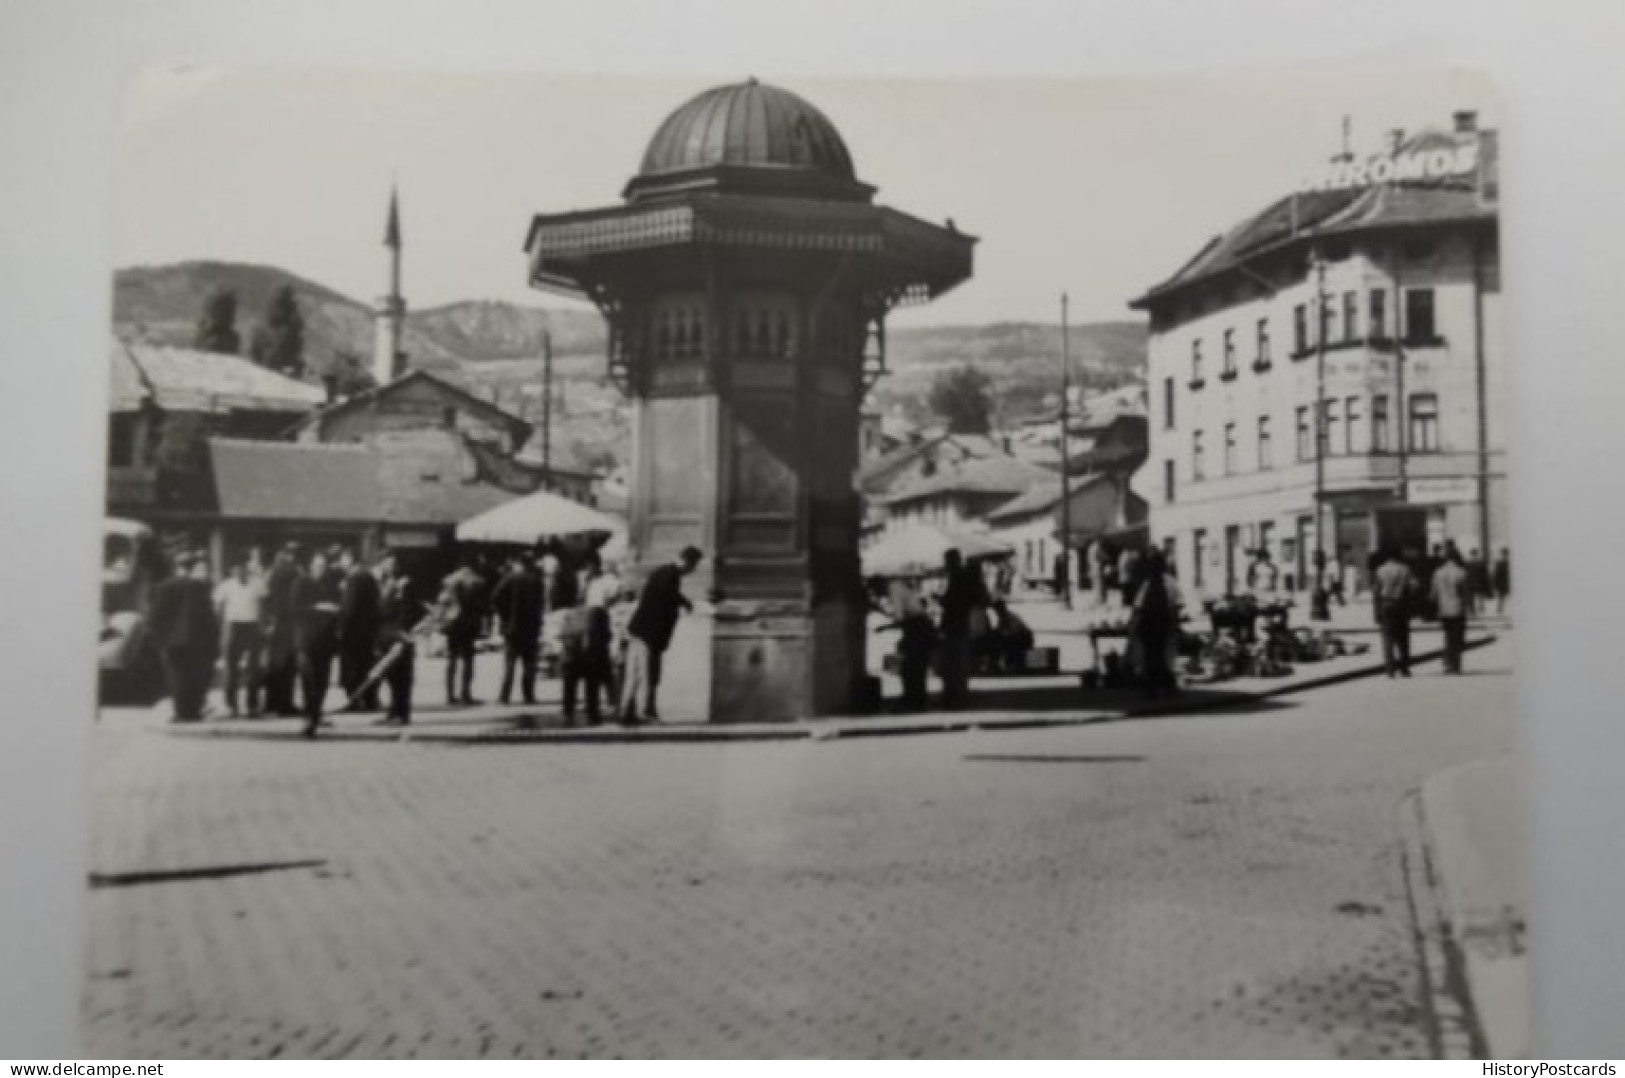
[1129,111,1504,599]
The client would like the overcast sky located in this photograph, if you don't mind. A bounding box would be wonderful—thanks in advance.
[116,67,1492,327]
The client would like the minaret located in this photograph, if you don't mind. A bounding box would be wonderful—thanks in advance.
[373,184,406,386]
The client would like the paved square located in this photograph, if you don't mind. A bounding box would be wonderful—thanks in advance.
[84,638,1516,1058]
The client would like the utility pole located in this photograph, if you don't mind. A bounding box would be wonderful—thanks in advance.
[541,331,553,477]
[1311,251,1330,619]
[1059,293,1073,610]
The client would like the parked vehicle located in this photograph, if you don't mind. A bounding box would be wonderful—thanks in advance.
[98,518,166,703]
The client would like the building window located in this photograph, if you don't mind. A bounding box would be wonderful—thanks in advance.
[1343,291,1359,342]
[1404,288,1437,342]
[1344,396,1362,454]
[1221,329,1237,379]
[1257,415,1272,469]
[1372,394,1391,452]
[1319,294,1334,346]
[1223,422,1237,475]
[1255,318,1271,370]
[1192,429,1205,481]
[1369,289,1388,339]
[1293,303,1308,354]
[1190,339,1205,388]
[1163,459,1176,504]
[1409,392,1441,452]
[1296,406,1312,462]
[1323,399,1340,456]
[1192,528,1207,590]
[1162,376,1175,429]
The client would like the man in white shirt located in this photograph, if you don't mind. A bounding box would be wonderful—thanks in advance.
[214,560,267,716]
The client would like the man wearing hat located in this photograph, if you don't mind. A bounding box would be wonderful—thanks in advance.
[619,545,702,724]
[491,550,545,706]
[147,550,219,722]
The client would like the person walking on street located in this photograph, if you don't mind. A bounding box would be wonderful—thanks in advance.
[1492,547,1511,617]
[937,548,990,711]
[491,551,545,706]
[440,555,489,706]
[336,547,382,712]
[1248,547,1280,601]
[1128,547,1180,697]
[1116,546,1141,609]
[293,549,344,737]
[1431,549,1472,674]
[869,574,936,713]
[1373,547,1418,678]
[1465,548,1491,619]
[214,558,266,717]
[261,544,302,716]
[375,556,419,726]
[1091,541,1111,608]
[620,546,702,724]
[149,551,220,722]
[572,552,621,724]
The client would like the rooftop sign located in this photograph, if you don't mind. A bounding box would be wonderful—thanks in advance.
[1301,141,1479,193]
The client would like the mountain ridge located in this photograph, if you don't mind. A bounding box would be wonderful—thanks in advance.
[111,260,1147,468]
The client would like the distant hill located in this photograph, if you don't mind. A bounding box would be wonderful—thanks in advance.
[879,321,1147,426]
[110,260,1147,469]
[113,261,466,375]
[408,299,606,362]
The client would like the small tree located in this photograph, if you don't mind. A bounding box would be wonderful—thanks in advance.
[193,286,241,354]
[928,363,995,435]
[249,285,305,377]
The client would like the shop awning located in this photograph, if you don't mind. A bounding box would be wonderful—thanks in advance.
[456,491,622,545]
[862,524,1009,577]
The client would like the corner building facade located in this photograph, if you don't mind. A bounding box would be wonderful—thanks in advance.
[1130,113,1505,598]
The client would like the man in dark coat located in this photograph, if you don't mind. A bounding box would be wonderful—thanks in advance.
[1492,547,1511,617]
[148,551,219,722]
[336,548,383,711]
[260,544,302,716]
[440,555,489,706]
[491,551,545,706]
[937,548,990,710]
[293,549,344,737]
[375,556,419,726]
[619,546,702,724]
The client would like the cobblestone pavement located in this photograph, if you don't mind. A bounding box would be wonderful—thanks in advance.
[83,637,1517,1058]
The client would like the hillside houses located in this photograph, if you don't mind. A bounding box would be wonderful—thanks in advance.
[856,386,1151,584]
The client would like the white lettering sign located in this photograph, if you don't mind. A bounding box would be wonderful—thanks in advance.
[1406,477,1476,505]
[1302,142,1479,193]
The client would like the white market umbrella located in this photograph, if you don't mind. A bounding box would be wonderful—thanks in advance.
[456,490,623,545]
[862,524,1009,577]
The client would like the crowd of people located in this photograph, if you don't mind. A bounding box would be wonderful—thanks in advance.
[143,531,1510,727]
[142,540,706,737]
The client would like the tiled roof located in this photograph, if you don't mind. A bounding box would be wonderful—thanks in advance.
[210,439,380,522]
[209,429,520,526]
[1132,127,1497,309]
[295,369,532,442]
[111,340,326,414]
[876,452,1055,508]
[855,431,1005,494]
[986,472,1114,522]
